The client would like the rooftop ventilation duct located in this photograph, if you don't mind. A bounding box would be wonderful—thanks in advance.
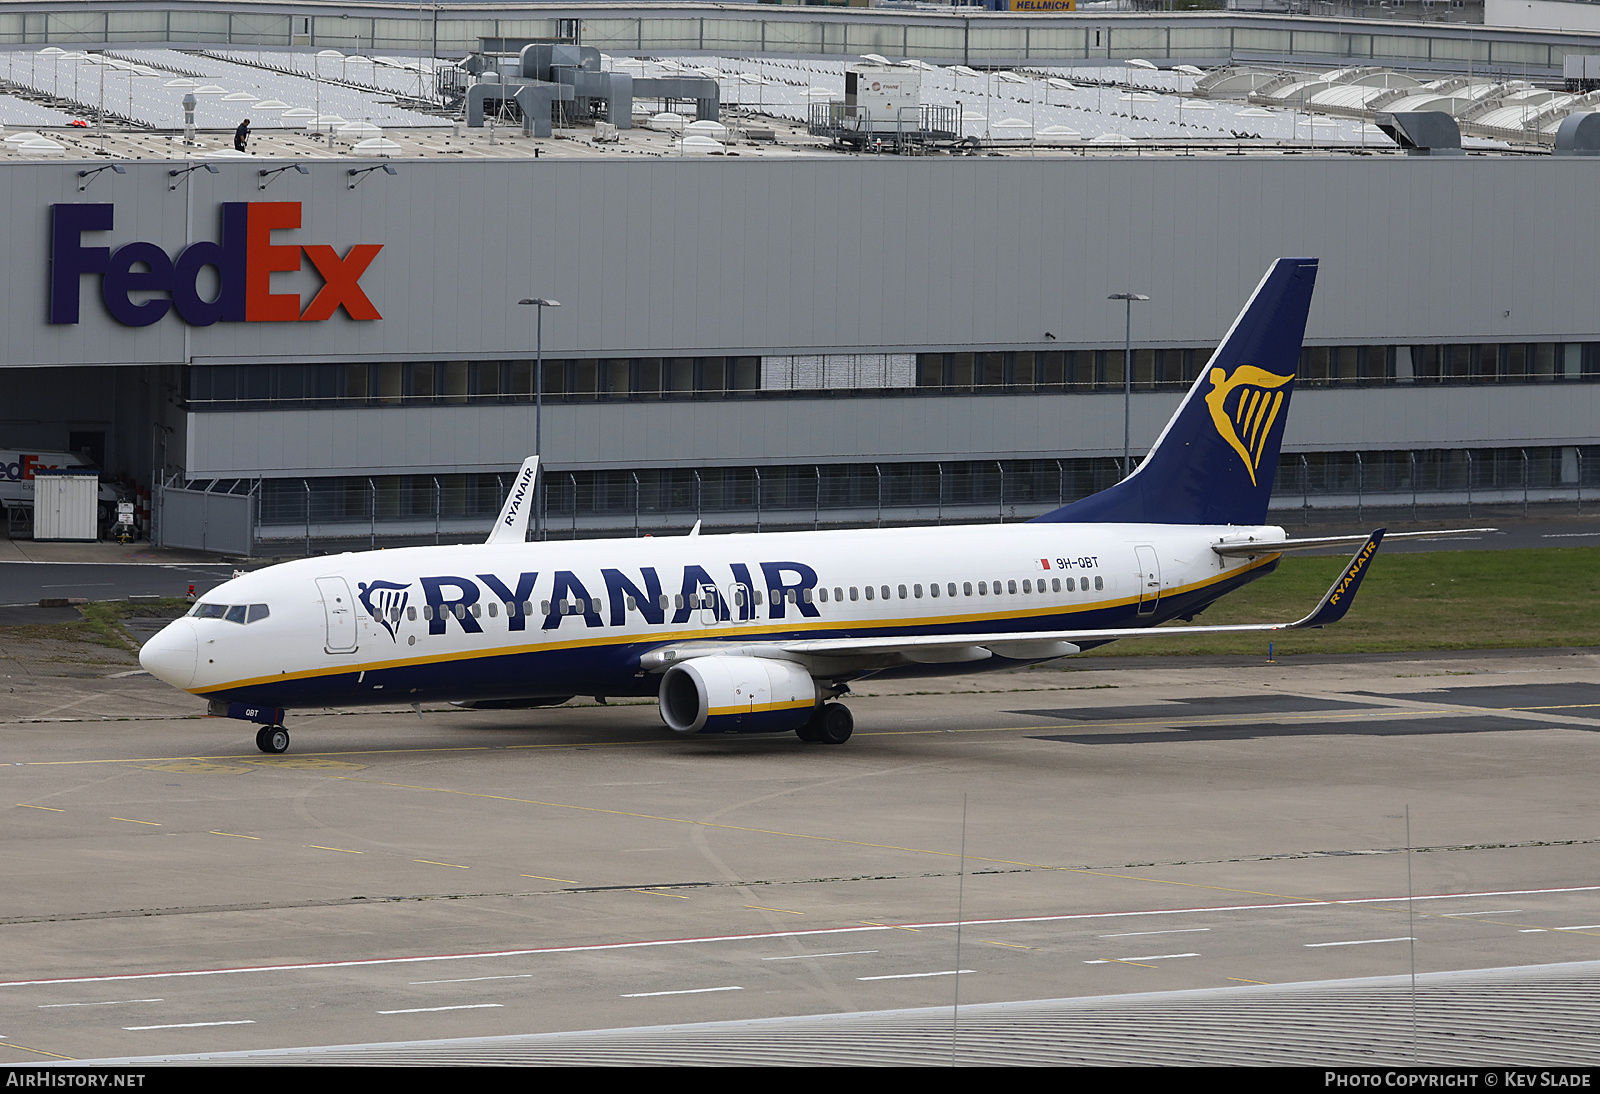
[1374,111,1465,156]
[1554,111,1600,156]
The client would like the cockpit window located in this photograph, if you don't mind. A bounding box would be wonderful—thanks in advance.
[190,602,271,624]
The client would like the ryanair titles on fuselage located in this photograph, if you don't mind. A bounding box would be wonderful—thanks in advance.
[368,560,824,640]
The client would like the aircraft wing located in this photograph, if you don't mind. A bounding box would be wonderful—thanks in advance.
[641,530,1385,670]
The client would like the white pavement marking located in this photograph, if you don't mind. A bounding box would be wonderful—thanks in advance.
[857,970,973,981]
[377,1004,505,1014]
[1558,924,1600,930]
[123,1021,255,1031]
[39,999,163,1008]
[1098,929,1211,938]
[1441,910,1522,917]
[1305,937,1415,948]
[1085,953,1199,964]
[762,951,879,961]
[621,987,743,998]
[409,975,533,985]
[6,886,1596,990]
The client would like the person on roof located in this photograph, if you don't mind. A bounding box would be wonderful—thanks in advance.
[234,119,250,152]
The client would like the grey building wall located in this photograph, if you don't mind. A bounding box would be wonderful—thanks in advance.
[6,152,1599,481]
[8,153,1600,373]
[185,383,1600,478]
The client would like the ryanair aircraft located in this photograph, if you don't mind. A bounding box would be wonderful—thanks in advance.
[139,259,1453,754]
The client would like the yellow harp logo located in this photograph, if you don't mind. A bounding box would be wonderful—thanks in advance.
[1204,364,1293,486]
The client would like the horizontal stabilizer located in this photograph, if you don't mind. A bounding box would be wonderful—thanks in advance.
[1213,527,1491,557]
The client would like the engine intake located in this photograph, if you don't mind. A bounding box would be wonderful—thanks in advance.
[658,655,819,734]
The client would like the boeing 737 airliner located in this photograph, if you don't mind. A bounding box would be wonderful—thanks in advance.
[138,259,1464,754]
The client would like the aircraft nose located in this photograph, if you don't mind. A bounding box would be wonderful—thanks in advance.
[139,619,198,689]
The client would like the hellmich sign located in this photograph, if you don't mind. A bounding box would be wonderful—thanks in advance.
[49,201,383,327]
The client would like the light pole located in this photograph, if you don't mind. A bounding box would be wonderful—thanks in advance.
[1108,292,1150,478]
[517,297,561,540]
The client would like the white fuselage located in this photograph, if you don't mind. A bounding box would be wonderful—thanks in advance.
[139,520,1284,709]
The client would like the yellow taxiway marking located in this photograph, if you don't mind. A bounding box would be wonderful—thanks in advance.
[0,1041,76,1060]
[110,817,160,826]
[414,859,468,869]
[208,831,259,840]
[632,888,689,899]
[521,874,577,884]
[1228,977,1269,985]
[982,940,1034,950]
[746,905,804,915]
[310,845,363,854]
[16,804,63,811]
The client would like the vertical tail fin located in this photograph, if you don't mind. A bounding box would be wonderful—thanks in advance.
[1032,257,1319,527]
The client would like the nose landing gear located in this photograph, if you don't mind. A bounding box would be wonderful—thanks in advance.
[254,725,290,754]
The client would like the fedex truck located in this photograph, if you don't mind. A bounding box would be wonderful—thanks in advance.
[0,449,130,529]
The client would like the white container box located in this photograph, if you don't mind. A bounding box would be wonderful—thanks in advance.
[32,470,99,542]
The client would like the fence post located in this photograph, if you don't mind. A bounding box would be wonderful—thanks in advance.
[368,478,376,548]
[1579,449,1585,515]
[937,462,945,526]
[632,471,640,538]
[305,478,312,556]
[1409,450,1417,522]
[1522,448,1529,517]
[1355,451,1363,523]
[997,460,1005,523]
[814,465,821,531]
[1465,449,1473,519]
[433,475,441,545]
[875,464,882,528]
[754,467,762,533]
[1300,453,1310,526]
[694,469,702,531]
[570,471,578,539]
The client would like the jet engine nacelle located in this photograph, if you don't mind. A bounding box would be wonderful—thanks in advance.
[658,655,819,734]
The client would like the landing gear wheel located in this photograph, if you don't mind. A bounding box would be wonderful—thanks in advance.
[816,703,853,745]
[256,725,290,754]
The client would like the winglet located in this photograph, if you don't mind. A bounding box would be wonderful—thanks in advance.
[486,456,539,545]
[1288,528,1385,629]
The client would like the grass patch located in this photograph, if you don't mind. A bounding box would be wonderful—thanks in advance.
[0,598,190,656]
[1079,547,1600,658]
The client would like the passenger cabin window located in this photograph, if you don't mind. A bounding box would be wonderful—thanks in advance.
[880,585,889,600]
[849,587,859,601]
[1095,576,1104,590]
[865,586,874,601]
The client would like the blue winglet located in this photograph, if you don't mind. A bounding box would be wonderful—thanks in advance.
[1289,528,1385,629]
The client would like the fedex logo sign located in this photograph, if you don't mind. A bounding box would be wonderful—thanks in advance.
[49,202,382,327]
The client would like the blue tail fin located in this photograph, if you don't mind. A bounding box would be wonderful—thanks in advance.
[1032,257,1319,527]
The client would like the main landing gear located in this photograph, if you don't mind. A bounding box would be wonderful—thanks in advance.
[797,702,853,745]
[255,725,290,754]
